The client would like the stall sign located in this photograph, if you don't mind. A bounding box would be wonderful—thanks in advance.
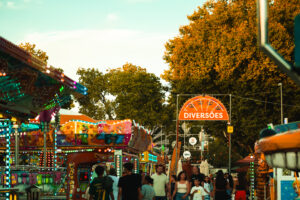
[114,150,122,177]
[227,126,233,134]
[189,137,197,145]
[68,162,75,199]
[57,120,132,146]
[149,154,157,162]
[140,152,149,162]
[179,96,229,121]
[183,151,191,159]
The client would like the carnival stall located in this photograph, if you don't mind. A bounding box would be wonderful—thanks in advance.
[0,35,87,199]
[256,121,300,200]
[10,108,154,199]
[58,118,153,200]
[140,151,158,175]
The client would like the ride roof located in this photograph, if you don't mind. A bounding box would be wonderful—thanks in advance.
[0,36,87,120]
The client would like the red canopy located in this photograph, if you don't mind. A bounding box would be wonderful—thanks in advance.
[232,165,249,172]
[236,155,255,165]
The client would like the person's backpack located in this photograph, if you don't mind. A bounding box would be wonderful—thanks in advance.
[103,176,113,190]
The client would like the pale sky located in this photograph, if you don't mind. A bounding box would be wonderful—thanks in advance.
[0,0,206,112]
[0,0,206,81]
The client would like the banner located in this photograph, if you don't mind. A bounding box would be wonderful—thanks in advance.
[179,96,229,121]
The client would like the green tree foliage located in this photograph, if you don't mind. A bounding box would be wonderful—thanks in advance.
[19,42,49,63]
[76,68,115,120]
[19,42,73,109]
[163,0,300,160]
[76,63,167,128]
[203,138,241,168]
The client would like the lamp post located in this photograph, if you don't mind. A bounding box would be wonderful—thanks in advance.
[278,83,283,124]
[228,94,232,174]
[13,123,19,167]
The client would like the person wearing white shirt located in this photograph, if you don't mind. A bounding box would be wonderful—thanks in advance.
[190,179,204,200]
[151,164,168,200]
[202,176,211,200]
[108,168,119,200]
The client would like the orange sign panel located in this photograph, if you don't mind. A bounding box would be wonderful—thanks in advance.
[179,96,229,121]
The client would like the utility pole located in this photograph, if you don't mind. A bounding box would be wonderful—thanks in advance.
[278,83,283,124]
[175,94,179,175]
[228,94,232,174]
[161,125,163,149]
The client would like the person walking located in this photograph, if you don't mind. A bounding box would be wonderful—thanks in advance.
[108,168,119,200]
[151,164,169,200]
[190,166,205,188]
[141,175,156,200]
[172,171,190,200]
[89,165,114,200]
[234,173,247,200]
[168,175,177,200]
[226,174,234,200]
[213,170,229,200]
[190,178,205,200]
[118,162,142,200]
[202,176,211,200]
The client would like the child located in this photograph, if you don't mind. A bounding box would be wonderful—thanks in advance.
[190,178,205,200]
[141,175,155,200]
[202,176,211,200]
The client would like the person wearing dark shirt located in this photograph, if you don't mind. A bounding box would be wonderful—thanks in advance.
[118,162,142,200]
[89,165,114,200]
[169,175,177,200]
[213,170,229,200]
[190,166,205,187]
[234,173,247,200]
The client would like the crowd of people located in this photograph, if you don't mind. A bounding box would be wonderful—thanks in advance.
[87,163,249,200]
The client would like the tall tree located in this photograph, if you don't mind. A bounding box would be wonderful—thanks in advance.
[163,0,300,158]
[76,68,115,120]
[76,63,167,128]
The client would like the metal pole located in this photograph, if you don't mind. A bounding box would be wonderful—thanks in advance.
[201,149,203,161]
[54,127,56,170]
[258,0,300,86]
[229,94,232,174]
[175,94,179,175]
[176,94,179,147]
[161,125,163,150]
[43,122,47,168]
[183,126,185,152]
[14,130,19,167]
[14,123,19,167]
[278,83,283,124]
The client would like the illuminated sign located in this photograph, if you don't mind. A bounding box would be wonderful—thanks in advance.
[140,152,157,163]
[149,154,157,162]
[140,152,149,162]
[250,156,255,200]
[133,158,139,174]
[114,150,122,177]
[179,96,229,121]
[0,119,12,200]
[68,162,75,199]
